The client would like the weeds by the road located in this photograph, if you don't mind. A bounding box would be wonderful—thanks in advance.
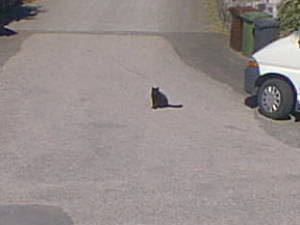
[203,0,228,34]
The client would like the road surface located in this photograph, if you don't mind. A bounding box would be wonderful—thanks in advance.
[1,0,300,225]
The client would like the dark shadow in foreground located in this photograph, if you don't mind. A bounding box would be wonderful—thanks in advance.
[0,1,44,36]
[0,204,74,225]
[0,26,17,36]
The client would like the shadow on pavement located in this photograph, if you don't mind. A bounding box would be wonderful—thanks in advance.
[0,26,17,35]
[0,1,44,36]
[245,95,300,122]
[244,95,258,108]
[163,32,248,94]
[292,112,300,122]
[0,204,74,225]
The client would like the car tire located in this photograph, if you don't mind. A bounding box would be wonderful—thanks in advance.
[257,78,295,119]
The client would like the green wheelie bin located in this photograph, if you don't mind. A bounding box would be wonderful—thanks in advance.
[240,11,271,56]
[229,7,257,51]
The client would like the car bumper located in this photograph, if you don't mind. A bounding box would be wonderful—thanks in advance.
[244,66,260,95]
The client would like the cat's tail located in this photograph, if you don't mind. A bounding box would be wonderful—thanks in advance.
[167,104,183,108]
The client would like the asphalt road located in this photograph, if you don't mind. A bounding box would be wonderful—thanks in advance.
[9,0,210,33]
[1,0,300,225]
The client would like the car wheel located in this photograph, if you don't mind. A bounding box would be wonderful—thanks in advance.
[257,78,294,119]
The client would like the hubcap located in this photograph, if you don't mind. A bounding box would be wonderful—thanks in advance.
[261,85,281,113]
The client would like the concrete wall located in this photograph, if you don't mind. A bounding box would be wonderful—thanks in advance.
[218,0,282,28]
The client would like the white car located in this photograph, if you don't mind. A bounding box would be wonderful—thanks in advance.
[245,31,300,119]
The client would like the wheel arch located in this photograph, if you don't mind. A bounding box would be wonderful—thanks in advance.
[256,73,298,118]
[255,73,298,100]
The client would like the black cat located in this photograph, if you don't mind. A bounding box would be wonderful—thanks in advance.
[151,87,183,109]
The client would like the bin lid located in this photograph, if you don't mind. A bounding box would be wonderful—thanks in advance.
[254,18,279,29]
[240,11,272,23]
[229,6,257,16]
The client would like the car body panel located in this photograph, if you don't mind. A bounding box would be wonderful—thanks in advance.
[245,31,300,111]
